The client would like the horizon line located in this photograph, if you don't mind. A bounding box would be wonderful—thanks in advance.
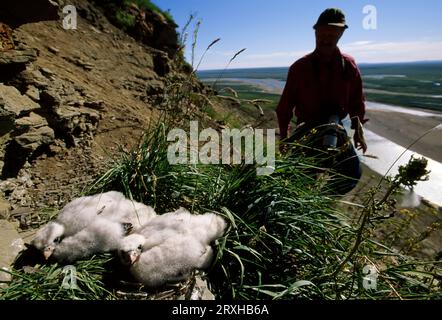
[196,59,442,72]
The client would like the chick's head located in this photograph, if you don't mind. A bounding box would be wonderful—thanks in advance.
[118,234,145,265]
[31,222,65,260]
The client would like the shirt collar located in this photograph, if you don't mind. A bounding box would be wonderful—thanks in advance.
[311,47,342,63]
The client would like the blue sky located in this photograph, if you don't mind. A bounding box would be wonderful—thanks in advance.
[154,0,442,70]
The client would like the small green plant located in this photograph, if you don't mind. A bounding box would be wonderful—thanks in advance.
[330,155,431,278]
[124,0,175,24]
[115,10,136,30]
[93,0,176,33]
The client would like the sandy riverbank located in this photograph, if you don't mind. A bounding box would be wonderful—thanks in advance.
[364,107,442,163]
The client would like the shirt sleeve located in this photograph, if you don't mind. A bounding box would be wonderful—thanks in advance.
[349,66,369,129]
[276,65,297,140]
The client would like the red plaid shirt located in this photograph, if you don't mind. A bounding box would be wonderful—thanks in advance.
[276,49,367,140]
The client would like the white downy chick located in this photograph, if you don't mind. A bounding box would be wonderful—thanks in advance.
[57,191,154,230]
[51,217,127,263]
[30,222,65,260]
[31,191,156,260]
[118,211,227,287]
[138,207,227,244]
[106,196,157,231]
[118,233,214,287]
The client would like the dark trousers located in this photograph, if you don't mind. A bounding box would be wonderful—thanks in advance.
[326,143,362,195]
[286,122,362,195]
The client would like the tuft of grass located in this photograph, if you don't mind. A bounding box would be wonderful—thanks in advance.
[0,254,116,300]
[86,121,183,213]
[125,0,176,25]
[115,10,136,30]
[94,0,176,33]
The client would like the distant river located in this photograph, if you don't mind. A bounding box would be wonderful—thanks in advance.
[359,128,442,207]
[334,104,442,207]
[332,102,442,207]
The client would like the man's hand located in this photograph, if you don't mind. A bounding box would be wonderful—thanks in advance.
[353,132,367,153]
[352,116,367,153]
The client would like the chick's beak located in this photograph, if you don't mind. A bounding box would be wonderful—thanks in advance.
[129,250,140,264]
[43,246,54,260]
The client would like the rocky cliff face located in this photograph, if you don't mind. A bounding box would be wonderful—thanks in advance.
[91,0,180,58]
[0,0,187,213]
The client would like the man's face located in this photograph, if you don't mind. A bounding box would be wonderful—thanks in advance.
[315,25,345,55]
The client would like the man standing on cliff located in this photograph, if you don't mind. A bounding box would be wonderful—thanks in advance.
[276,8,368,194]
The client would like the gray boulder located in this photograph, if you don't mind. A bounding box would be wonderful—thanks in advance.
[0,83,40,116]
[0,219,24,288]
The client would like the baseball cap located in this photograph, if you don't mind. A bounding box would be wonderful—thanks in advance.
[313,8,349,29]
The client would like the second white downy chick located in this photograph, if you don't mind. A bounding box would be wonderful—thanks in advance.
[139,208,227,245]
[119,233,214,287]
[118,211,227,287]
